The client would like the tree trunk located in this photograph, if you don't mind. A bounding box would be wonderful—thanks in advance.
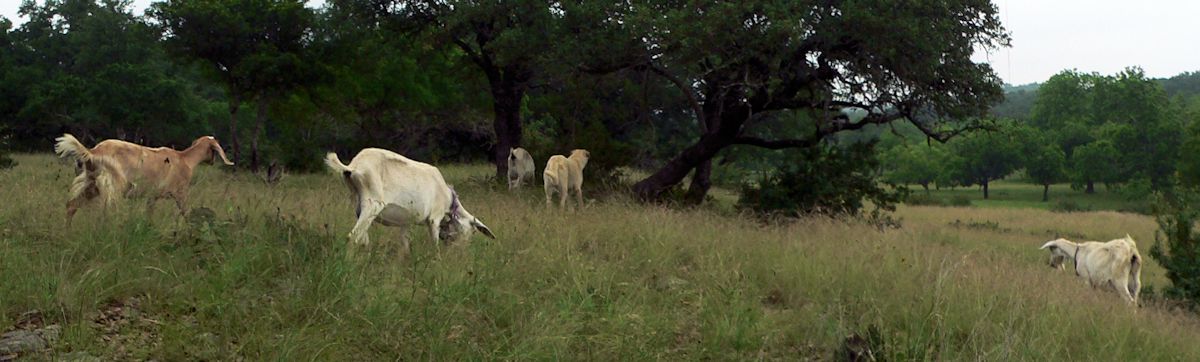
[251,95,268,172]
[922,183,930,195]
[1085,180,1095,194]
[634,131,734,200]
[982,180,989,199]
[227,94,241,167]
[490,80,525,181]
[683,159,713,204]
[1042,184,1050,202]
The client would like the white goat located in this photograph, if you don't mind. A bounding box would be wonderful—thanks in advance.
[1040,235,1142,306]
[543,149,590,209]
[54,134,234,220]
[507,147,535,190]
[324,148,495,254]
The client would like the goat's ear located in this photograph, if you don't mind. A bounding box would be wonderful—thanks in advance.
[472,218,496,239]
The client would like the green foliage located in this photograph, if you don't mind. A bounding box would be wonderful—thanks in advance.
[943,126,1024,198]
[1,0,220,148]
[1024,137,1067,201]
[738,143,904,220]
[1152,192,1200,307]
[1049,199,1089,213]
[881,143,945,193]
[1069,139,1120,191]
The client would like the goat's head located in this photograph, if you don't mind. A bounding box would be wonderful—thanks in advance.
[438,189,496,243]
[1040,238,1074,270]
[569,149,590,169]
[194,136,234,166]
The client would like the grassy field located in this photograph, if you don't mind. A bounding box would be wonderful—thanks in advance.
[913,180,1151,213]
[2,153,1199,360]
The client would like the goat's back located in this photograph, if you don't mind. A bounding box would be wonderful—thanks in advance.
[508,148,535,176]
[344,148,453,219]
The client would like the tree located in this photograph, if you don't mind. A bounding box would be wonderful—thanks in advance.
[1069,139,1119,194]
[882,144,944,194]
[572,1,1008,202]
[947,129,1022,199]
[396,0,559,180]
[2,0,216,148]
[1091,67,1180,189]
[152,0,316,170]
[1025,143,1066,201]
[1029,70,1095,130]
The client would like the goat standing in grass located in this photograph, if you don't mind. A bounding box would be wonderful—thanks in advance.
[507,147,535,190]
[1040,234,1142,306]
[325,148,495,256]
[54,134,234,221]
[543,149,589,209]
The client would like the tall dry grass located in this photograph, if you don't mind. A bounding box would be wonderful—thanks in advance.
[0,154,1197,360]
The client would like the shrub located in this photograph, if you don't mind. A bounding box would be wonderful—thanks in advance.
[0,128,15,171]
[1151,192,1200,308]
[947,195,972,207]
[1050,199,1089,213]
[903,194,944,206]
[738,143,905,221]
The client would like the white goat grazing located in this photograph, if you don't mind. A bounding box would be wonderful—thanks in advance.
[1040,235,1142,306]
[54,134,234,220]
[507,147,535,190]
[543,149,590,209]
[325,148,495,254]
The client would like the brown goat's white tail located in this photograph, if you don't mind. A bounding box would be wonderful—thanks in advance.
[56,134,123,208]
[54,134,92,162]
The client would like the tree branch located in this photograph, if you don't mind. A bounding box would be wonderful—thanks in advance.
[647,63,707,133]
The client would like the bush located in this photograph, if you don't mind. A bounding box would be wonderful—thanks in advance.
[0,129,15,171]
[1050,199,1089,213]
[1151,192,1200,308]
[947,195,972,206]
[738,143,905,221]
[903,194,944,206]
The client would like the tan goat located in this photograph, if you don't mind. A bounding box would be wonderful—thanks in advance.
[54,134,234,220]
[543,149,590,209]
[507,147,535,190]
[1040,235,1142,307]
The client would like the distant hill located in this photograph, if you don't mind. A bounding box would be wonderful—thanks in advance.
[1160,71,1200,99]
[988,70,1200,121]
[991,83,1040,120]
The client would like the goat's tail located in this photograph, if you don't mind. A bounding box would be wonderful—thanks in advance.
[57,134,123,205]
[1129,252,1143,304]
[324,152,352,175]
[54,134,92,162]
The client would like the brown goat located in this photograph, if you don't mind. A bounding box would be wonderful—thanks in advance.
[54,134,234,220]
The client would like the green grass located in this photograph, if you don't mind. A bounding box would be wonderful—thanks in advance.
[2,154,1199,360]
[911,180,1151,213]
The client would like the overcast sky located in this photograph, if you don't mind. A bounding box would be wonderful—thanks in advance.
[2,0,1196,86]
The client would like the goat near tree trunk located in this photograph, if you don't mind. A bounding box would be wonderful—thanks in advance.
[54,134,235,222]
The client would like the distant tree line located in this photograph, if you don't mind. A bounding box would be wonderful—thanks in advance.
[880,67,1200,202]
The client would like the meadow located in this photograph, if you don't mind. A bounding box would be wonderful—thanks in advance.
[2,153,1199,360]
[914,180,1152,214]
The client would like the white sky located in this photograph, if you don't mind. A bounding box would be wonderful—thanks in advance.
[2,0,1197,86]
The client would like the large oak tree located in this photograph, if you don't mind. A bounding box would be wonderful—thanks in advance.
[575,1,1009,202]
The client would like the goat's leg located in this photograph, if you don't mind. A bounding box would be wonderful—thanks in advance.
[574,184,584,210]
[171,190,189,216]
[544,179,554,206]
[1114,277,1138,307]
[348,201,383,245]
[428,217,443,255]
[65,181,100,224]
[558,182,569,209]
